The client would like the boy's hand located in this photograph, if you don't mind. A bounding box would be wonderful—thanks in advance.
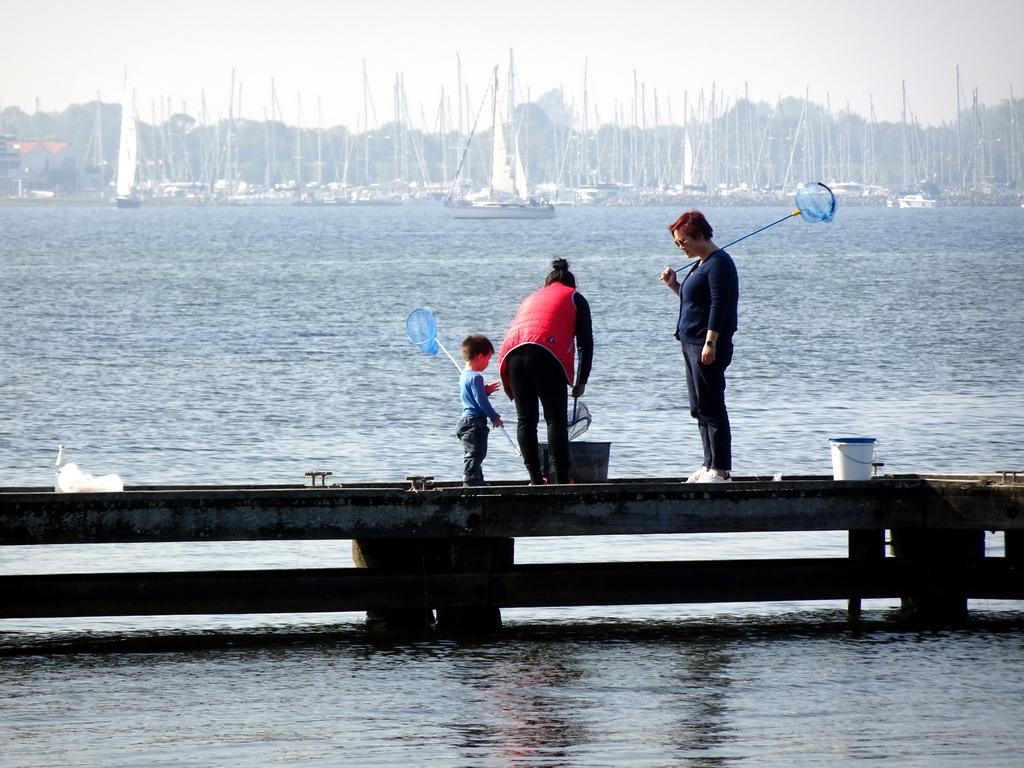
[492,417,504,428]
[485,381,500,395]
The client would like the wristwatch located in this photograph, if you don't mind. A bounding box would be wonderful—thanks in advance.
[705,339,716,348]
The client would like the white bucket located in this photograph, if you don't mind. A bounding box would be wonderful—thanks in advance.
[829,437,876,481]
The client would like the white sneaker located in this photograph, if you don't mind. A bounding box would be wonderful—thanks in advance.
[685,466,708,483]
[694,470,732,483]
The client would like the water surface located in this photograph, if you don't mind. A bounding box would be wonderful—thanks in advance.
[1,202,1022,766]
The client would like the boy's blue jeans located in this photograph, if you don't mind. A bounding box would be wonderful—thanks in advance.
[456,416,489,485]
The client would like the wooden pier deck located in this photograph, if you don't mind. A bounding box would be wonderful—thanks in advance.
[2,474,1023,629]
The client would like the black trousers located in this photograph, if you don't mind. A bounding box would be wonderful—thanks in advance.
[504,346,570,483]
[681,338,733,472]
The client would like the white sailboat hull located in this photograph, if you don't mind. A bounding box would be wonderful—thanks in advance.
[226,193,296,206]
[448,201,556,219]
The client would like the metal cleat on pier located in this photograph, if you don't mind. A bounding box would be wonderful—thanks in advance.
[304,471,333,487]
[406,476,435,492]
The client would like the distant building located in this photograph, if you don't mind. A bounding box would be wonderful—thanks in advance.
[0,137,104,196]
[0,135,21,195]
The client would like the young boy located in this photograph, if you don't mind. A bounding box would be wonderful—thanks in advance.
[456,334,503,487]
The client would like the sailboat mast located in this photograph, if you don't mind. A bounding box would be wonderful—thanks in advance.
[490,66,499,201]
[582,58,589,185]
[955,65,963,190]
[114,68,141,206]
[1011,85,1021,191]
[295,94,302,191]
[92,93,103,177]
[271,79,278,189]
[901,80,909,186]
[508,50,528,197]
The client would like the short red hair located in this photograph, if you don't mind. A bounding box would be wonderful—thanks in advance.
[668,210,713,240]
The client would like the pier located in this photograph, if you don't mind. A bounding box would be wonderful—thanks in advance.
[2,474,1023,630]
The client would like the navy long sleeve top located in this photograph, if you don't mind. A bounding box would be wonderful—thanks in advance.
[676,249,739,344]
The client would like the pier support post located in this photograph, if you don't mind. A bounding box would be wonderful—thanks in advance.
[352,537,513,632]
[847,529,886,618]
[1005,530,1024,564]
[351,539,440,630]
[890,529,985,623]
[434,538,513,633]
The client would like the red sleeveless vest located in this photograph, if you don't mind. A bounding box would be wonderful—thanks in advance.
[498,282,578,397]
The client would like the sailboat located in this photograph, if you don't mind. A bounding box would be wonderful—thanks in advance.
[447,66,555,220]
[114,77,142,209]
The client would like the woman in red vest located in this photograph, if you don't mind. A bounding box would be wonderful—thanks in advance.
[499,259,593,484]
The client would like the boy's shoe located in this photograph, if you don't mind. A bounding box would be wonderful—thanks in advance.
[694,470,732,484]
[463,479,488,487]
[685,466,708,483]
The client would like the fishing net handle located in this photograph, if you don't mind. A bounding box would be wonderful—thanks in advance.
[720,210,800,250]
[668,182,836,273]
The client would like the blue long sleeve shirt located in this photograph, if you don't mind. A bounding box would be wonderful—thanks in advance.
[676,249,739,344]
[459,369,501,422]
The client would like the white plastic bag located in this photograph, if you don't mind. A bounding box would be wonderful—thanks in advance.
[56,463,124,493]
[54,446,124,493]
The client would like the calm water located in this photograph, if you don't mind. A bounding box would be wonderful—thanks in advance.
[1,202,1023,766]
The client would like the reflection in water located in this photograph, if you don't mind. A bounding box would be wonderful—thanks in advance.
[443,628,737,766]
[663,642,734,766]
[450,643,588,766]
[3,617,1024,766]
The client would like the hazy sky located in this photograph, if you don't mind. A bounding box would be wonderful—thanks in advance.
[3,0,1021,130]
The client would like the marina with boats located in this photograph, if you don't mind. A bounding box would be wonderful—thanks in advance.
[3,62,1022,209]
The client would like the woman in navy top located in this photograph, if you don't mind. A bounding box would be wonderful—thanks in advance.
[660,210,739,483]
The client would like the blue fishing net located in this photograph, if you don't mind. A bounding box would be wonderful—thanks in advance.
[406,308,439,356]
[795,182,837,223]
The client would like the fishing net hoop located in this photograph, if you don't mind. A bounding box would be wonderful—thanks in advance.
[568,400,592,441]
[406,307,440,356]
[795,182,837,223]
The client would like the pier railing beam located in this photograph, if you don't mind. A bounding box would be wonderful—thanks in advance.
[3,477,1022,628]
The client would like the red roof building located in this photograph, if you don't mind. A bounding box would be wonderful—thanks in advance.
[1,137,102,196]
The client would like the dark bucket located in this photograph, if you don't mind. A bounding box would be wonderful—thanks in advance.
[538,441,611,483]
